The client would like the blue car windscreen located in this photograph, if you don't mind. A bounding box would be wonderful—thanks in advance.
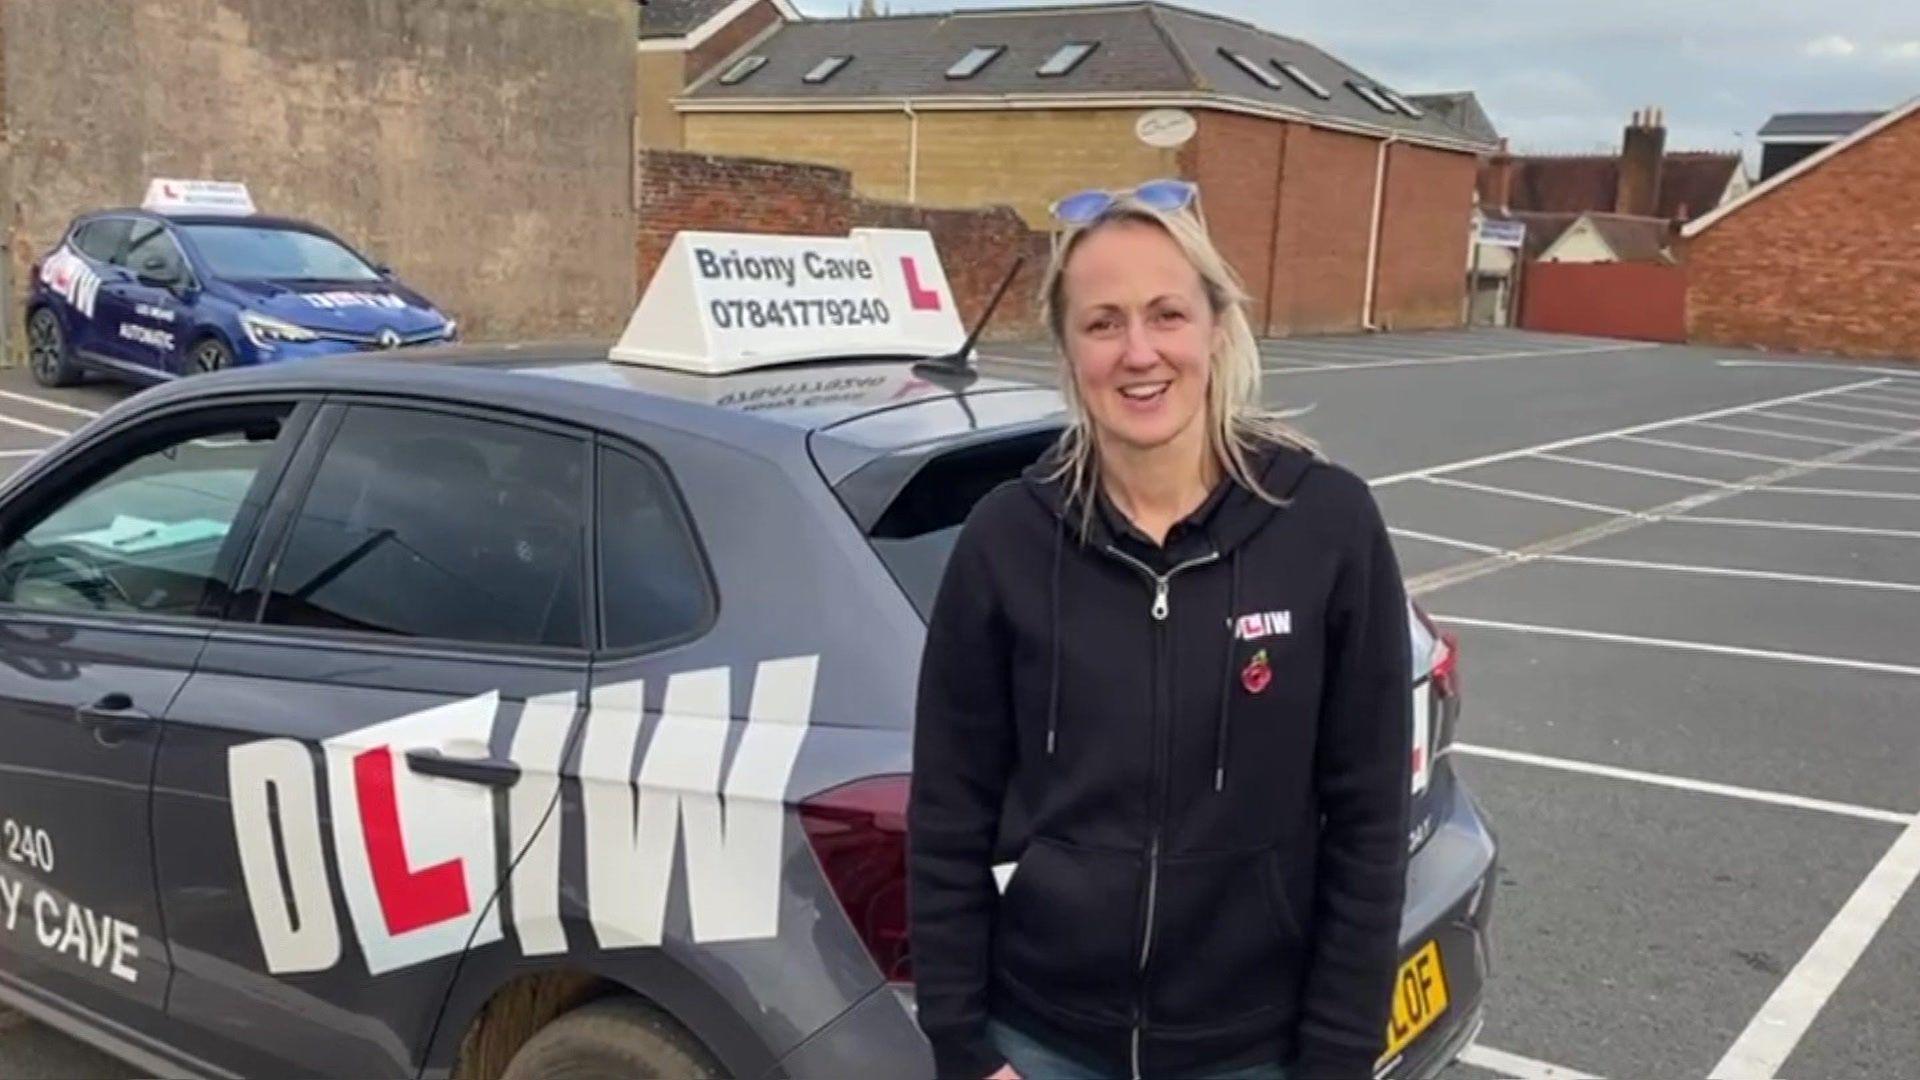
[177,223,382,283]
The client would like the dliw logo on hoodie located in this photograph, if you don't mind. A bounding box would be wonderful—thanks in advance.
[1230,610,1292,642]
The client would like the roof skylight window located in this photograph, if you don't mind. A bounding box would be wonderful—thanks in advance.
[1220,47,1283,90]
[804,56,852,84]
[1273,60,1331,99]
[1347,80,1397,113]
[947,45,1005,79]
[1378,88,1425,118]
[1038,41,1099,77]
[718,55,768,85]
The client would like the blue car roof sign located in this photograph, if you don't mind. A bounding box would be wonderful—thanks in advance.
[610,228,966,375]
[142,178,258,216]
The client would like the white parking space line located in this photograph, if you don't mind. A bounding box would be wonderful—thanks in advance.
[1792,399,1920,423]
[1709,816,1920,1080]
[1422,475,1630,515]
[0,389,100,419]
[1387,526,1505,554]
[1673,514,1920,541]
[1268,342,1658,380]
[1755,409,1908,435]
[1369,379,1888,486]
[1454,745,1913,826]
[0,411,72,439]
[1718,359,1920,379]
[1532,452,1732,488]
[1433,614,1920,679]
[1618,435,1920,474]
[1542,552,1920,595]
[1689,420,1862,448]
[1259,353,1352,369]
[1847,390,1920,410]
[1456,1043,1599,1080]
[0,448,49,459]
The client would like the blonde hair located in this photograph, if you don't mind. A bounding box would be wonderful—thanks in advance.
[1040,195,1319,525]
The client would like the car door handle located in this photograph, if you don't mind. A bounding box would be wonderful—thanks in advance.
[75,692,154,725]
[405,748,521,788]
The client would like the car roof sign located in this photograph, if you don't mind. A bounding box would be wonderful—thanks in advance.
[141,178,257,216]
[610,228,967,375]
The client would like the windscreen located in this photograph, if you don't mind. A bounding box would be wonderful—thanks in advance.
[178,223,382,282]
[862,429,1059,619]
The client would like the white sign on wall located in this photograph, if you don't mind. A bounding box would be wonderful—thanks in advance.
[611,228,966,374]
[1136,109,1198,149]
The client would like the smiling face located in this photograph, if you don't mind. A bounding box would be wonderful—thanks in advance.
[1058,219,1219,459]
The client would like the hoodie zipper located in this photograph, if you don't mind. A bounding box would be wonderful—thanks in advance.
[1101,545,1218,1079]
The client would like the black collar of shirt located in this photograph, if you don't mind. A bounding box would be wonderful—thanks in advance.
[1097,475,1232,570]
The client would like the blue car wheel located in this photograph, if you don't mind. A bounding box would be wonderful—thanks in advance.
[28,306,81,388]
[191,335,234,375]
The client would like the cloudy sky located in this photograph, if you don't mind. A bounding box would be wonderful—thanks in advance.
[793,0,1919,158]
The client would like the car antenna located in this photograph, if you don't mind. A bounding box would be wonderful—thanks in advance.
[913,254,1026,384]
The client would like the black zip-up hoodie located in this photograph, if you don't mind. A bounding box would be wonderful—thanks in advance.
[909,442,1412,1079]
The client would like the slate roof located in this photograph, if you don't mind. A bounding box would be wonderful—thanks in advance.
[1411,91,1500,144]
[1581,212,1673,263]
[678,2,1492,149]
[1757,110,1884,141]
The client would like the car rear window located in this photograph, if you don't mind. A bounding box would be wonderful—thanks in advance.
[861,429,1059,619]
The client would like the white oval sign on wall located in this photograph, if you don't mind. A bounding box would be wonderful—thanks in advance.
[1135,108,1197,149]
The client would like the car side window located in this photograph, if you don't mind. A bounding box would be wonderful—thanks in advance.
[0,406,294,618]
[119,223,190,283]
[261,405,588,649]
[598,444,714,652]
[72,218,134,263]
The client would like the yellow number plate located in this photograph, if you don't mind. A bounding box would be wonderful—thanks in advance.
[1381,940,1449,1064]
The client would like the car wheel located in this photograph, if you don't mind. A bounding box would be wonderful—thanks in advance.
[191,336,235,375]
[500,998,723,1080]
[27,307,81,387]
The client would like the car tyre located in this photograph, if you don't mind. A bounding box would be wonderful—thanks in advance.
[27,307,81,387]
[500,997,723,1080]
[190,336,235,375]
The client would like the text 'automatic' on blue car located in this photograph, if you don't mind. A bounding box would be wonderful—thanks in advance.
[24,179,457,389]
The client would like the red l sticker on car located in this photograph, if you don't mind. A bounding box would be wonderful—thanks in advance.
[353,746,472,935]
[901,257,943,311]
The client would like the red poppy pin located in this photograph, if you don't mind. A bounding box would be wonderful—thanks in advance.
[1241,649,1272,694]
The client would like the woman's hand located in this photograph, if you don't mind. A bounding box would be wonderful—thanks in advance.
[985,1066,1022,1080]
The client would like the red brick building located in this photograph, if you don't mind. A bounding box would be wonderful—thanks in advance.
[1683,98,1920,360]
[650,2,1497,337]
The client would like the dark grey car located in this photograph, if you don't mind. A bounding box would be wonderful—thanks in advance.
[0,346,1494,1078]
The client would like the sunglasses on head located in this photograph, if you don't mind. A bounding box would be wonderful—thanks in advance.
[1049,179,1200,225]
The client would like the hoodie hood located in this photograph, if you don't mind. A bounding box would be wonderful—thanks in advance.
[1019,437,1321,555]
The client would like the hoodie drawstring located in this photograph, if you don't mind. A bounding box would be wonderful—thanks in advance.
[1213,549,1242,792]
[1046,517,1065,756]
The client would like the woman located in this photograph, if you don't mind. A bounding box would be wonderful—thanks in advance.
[908,180,1412,1080]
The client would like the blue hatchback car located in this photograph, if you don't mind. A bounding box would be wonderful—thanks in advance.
[25,193,457,388]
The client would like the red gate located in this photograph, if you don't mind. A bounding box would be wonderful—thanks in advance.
[1519,262,1687,343]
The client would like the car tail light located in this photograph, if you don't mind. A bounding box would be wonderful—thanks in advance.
[799,775,912,984]
[1430,628,1461,700]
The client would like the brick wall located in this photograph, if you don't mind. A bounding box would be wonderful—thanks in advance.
[1184,111,1286,332]
[3,0,635,352]
[1375,141,1475,330]
[1270,126,1379,335]
[636,149,1049,340]
[1686,109,1920,360]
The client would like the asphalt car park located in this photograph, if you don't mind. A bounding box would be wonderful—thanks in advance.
[4,326,1918,1079]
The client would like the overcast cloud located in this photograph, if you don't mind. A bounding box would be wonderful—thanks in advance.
[794,0,1920,160]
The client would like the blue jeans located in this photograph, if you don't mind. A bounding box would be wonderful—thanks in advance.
[987,1018,1290,1080]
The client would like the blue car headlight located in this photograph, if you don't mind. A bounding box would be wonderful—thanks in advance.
[241,310,318,348]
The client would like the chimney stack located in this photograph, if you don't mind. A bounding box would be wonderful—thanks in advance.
[1616,106,1666,218]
